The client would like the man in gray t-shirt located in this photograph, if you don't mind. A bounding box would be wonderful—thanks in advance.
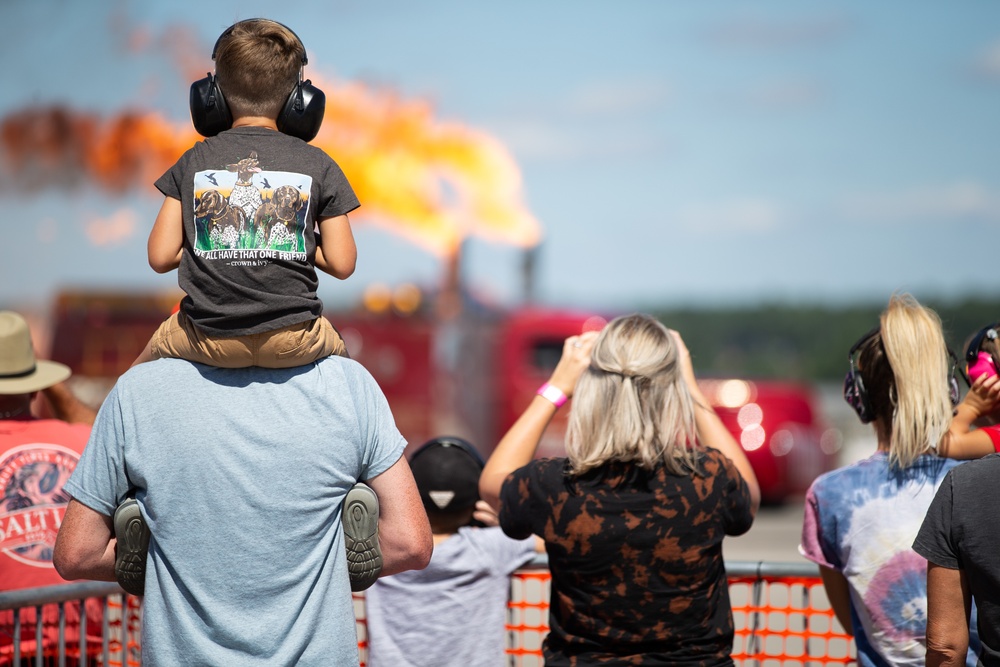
[914,453,1000,667]
[53,358,432,666]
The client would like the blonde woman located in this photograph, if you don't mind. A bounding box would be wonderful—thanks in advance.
[480,314,760,666]
[800,294,976,666]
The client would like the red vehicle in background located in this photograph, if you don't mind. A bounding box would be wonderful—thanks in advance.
[46,289,835,504]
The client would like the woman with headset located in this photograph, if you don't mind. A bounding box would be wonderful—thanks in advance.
[479,313,760,665]
[800,294,977,666]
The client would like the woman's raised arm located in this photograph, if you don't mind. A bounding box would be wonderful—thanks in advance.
[479,331,598,511]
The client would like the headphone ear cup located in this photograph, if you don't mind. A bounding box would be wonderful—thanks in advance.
[277,80,325,142]
[844,369,874,424]
[949,376,960,406]
[189,73,232,137]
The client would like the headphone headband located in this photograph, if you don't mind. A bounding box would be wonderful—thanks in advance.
[212,18,308,65]
[848,326,881,357]
[190,18,325,141]
[965,323,1000,362]
[843,325,964,424]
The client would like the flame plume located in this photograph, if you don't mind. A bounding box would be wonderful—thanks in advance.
[0,78,540,257]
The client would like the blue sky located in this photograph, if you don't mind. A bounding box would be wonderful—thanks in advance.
[2,1,999,314]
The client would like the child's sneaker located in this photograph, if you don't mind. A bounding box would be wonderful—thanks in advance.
[113,498,150,596]
[343,482,382,591]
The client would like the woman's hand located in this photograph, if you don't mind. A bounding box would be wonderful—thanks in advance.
[549,331,599,397]
[669,329,702,399]
[479,329,599,511]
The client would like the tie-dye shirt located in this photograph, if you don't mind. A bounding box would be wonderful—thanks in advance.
[800,451,966,667]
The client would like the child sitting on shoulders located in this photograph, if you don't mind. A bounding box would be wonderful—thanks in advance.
[115,18,380,599]
[134,17,357,369]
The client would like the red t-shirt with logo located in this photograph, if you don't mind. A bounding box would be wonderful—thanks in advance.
[0,417,104,662]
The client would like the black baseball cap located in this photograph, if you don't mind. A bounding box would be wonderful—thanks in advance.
[409,437,485,514]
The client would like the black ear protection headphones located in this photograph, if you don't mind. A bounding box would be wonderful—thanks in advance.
[189,18,326,142]
[844,326,880,424]
[844,326,963,424]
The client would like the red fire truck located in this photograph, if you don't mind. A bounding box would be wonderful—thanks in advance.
[47,290,835,504]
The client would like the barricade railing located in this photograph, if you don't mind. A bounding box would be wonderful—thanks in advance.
[6,559,854,667]
[0,582,141,667]
[357,557,856,667]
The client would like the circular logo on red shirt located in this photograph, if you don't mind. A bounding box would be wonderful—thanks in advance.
[0,444,80,567]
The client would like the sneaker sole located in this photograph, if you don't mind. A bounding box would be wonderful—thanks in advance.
[343,482,382,592]
[113,498,150,597]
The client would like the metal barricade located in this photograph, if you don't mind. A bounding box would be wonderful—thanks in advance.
[357,557,857,667]
[0,582,141,667]
[6,560,854,667]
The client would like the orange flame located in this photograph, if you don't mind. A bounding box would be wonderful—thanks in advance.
[0,78,541,257]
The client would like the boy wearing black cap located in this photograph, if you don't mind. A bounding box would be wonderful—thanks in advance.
[364,437,539,667]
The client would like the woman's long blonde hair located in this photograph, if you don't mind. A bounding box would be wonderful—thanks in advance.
[565,314,700,475]
[860,294,954,468]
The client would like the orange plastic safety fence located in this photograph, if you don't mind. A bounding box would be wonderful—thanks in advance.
[728,574,856,667]
[356,570,857,667]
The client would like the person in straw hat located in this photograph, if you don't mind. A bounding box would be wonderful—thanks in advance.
[0,310,103,663]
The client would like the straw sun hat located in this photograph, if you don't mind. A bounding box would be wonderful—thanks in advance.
[0,311,71,395]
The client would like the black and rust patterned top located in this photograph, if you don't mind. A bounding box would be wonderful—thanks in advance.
[498,449,753,666]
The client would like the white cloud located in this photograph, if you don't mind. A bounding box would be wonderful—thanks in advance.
[677,199,787,233]
[706,14,854,50]
[488,118,668,161]
[743,80,826,111]
[566,80,672,116]
[842,182,1000,223]
[973,40,1000,80]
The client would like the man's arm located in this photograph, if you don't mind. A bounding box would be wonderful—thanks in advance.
[365,455,432,577]
[41,382,97,425]
[926,562,971,667]
[53,499,117,582]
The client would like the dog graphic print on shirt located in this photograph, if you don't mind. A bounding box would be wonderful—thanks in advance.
[192,151,311,263]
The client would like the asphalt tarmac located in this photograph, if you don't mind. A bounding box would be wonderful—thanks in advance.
[723,500,810,565]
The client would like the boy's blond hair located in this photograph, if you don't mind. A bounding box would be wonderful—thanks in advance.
[565,314,700,476]
[215,19,303,119]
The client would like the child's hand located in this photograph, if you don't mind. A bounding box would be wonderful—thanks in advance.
[964,374,1000,417]
[472,500,500,527]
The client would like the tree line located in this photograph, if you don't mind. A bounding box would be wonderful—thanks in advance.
[649,297,1000,382]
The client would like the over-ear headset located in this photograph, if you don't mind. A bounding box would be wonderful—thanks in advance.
[965,323,1000,384]
[844,327,880,424]
[189,19,326,142]
[844,326,963,424]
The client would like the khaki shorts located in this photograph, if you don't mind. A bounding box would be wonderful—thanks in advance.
[150,311,349,368]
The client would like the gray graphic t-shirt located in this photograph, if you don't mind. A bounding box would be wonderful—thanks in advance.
[155,126,359,335]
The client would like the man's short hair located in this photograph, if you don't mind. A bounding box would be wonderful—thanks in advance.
[215,19,303,120]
